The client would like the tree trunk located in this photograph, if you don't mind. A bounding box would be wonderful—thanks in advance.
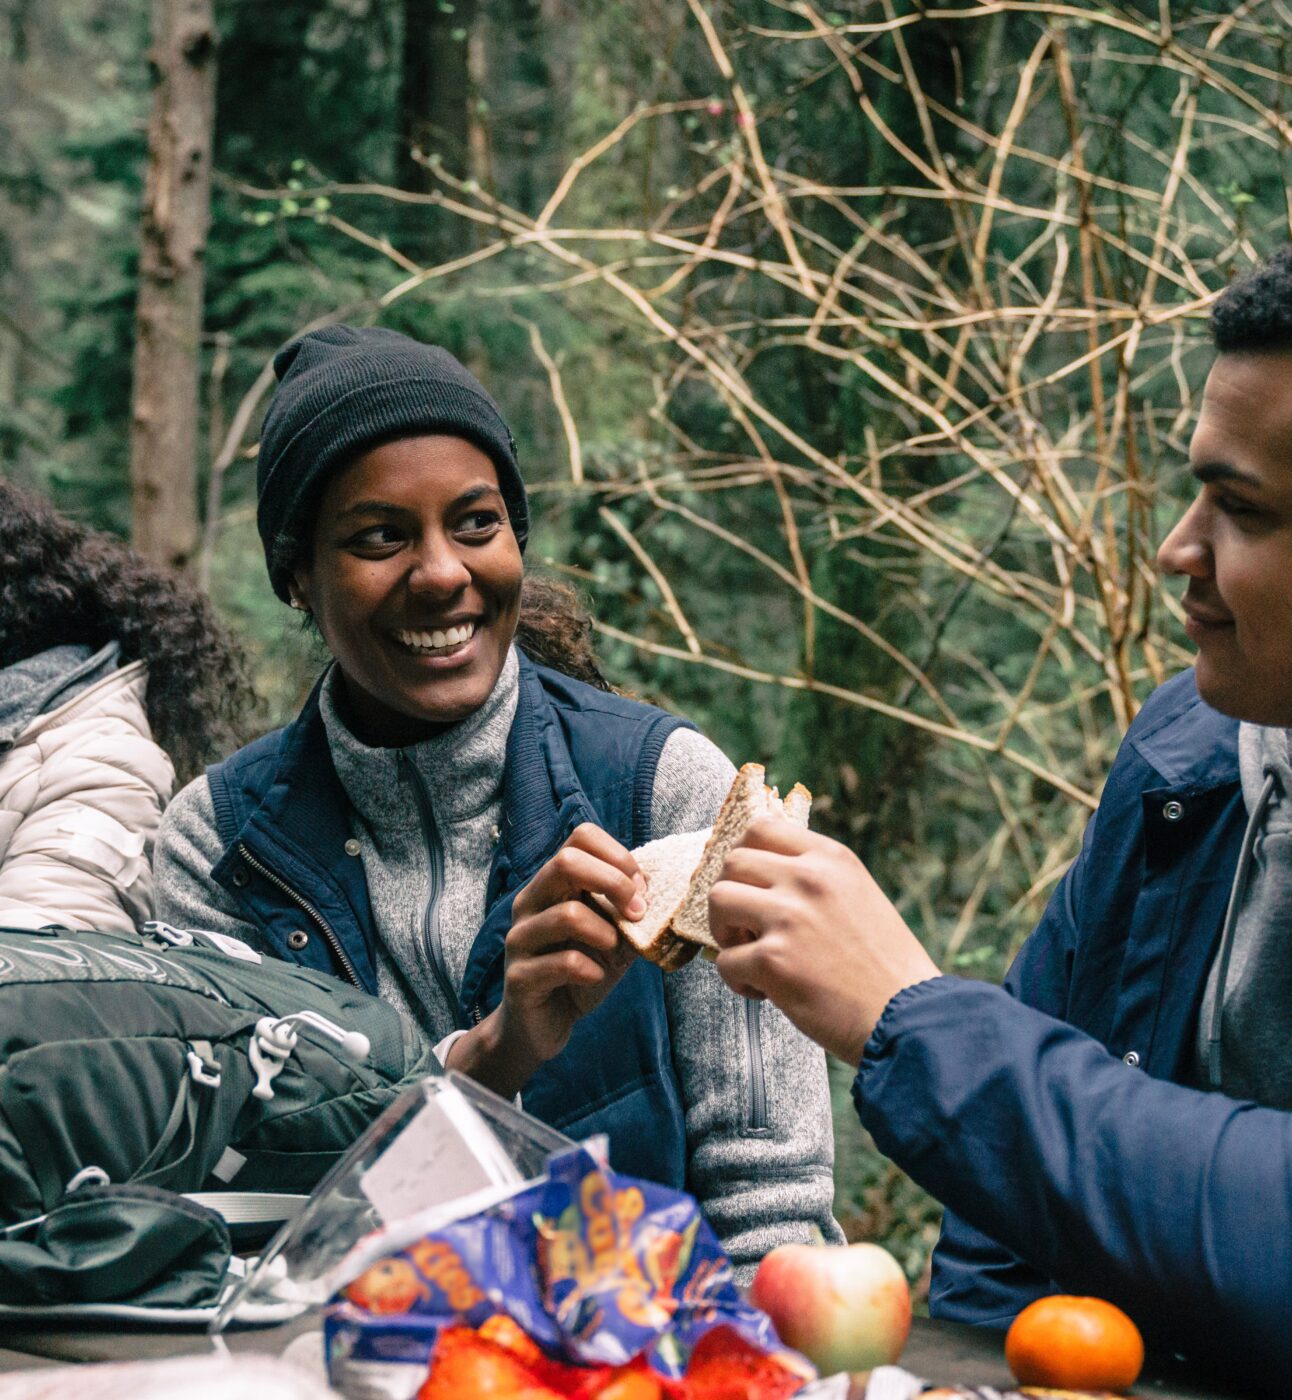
[483,0,562,219]
[399,0,476,259]
[399,0,476,185]
[129,0,216,573]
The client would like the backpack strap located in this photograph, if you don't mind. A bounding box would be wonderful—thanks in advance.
[186,1191,308,1229]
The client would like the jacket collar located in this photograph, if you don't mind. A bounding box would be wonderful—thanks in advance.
[1128,669,1239,796]
[246,669,351,848]
[210,668,378,990]
[0,641,121,748]
[320,649,520,834]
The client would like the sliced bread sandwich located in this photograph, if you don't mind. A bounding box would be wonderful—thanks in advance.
[616,763,811,972]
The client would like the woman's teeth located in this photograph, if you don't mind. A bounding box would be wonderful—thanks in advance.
[396,622,476,653]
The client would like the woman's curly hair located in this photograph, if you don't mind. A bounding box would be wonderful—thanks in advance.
[0,479,255,780]
[514,575,610,691]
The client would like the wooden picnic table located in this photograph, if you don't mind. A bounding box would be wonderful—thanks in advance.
[0,1315,1254,1396]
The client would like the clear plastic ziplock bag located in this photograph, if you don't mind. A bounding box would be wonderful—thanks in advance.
[210,1070,572,1333]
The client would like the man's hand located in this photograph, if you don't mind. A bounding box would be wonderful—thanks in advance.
[708,819,940,1066]
[447,823,643,1097]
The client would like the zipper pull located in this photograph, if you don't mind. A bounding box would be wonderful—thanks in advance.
[287,1008,371,1062]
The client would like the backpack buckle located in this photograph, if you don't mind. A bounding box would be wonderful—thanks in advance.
[246,1012,370,1102]
[143,920,194,947]
[248,1017,298,1102]
[186,1042,223,1088]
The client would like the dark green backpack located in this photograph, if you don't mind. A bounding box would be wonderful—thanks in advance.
[0,923,437,1230]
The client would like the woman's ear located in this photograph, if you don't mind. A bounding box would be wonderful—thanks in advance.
[287,570,312,614]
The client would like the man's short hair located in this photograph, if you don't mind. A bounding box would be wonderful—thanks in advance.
[1211,247,1292,353]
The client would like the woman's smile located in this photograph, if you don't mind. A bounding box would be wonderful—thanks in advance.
[392,618,479,660]
[397,621,478,652]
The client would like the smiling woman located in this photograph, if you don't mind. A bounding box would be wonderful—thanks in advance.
[152,324,843,1276]
[288,435,524,741]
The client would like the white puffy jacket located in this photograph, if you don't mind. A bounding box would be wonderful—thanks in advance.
[0,659,174,931]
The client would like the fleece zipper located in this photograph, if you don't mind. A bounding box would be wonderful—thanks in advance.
[397,751,462,1028]
[235,842,361,988]
[745,997,768,1132]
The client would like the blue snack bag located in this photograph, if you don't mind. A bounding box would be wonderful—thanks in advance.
[328,1140,813,1386]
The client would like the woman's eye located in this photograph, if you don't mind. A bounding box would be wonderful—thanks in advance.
[456,510,503,537]
[347,524,404,550]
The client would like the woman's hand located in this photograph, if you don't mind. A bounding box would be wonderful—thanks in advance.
[446,823,645,1097]
[708,820,940,1067]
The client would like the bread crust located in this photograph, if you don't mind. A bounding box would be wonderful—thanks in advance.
[670,763,767,948]
[637,930,702,972]
[619,764,811,971]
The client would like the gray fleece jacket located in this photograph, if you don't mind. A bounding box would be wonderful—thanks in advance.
[1195,722,1292,1106]
[154,647,842,1273]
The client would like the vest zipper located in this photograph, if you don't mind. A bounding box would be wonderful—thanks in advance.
[235,842,361,988]
[745,997,768,1131]
[397,751,461,1028]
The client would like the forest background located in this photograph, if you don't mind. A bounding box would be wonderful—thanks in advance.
[4,0,1292,1299]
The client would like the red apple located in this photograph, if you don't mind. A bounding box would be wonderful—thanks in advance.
[749,1242,911,1375]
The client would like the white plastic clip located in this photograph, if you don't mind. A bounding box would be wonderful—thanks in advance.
[288,1009,370,1063]
[246,1010,371,1103]
[248,1016,298,1101]
[143,919,194,947]
[65,1165,110,1193]
[187,1046,222,1088]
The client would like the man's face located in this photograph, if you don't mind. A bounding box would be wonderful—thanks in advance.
[1157,352,1292,726]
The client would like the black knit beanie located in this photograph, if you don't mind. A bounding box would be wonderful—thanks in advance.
[256,325,529,601]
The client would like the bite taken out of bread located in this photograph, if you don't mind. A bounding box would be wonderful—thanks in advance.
[616,763,811,972]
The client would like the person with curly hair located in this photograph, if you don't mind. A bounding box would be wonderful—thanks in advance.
[0,478,252,932]
[154,325,842,1276]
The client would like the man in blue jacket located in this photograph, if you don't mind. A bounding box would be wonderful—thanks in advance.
[707,248,1292,1382]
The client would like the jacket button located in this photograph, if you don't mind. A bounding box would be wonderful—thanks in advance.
[231,867,250,888]
[1162,800,1184,822]
[1123,1050,1141,1067]
[344,839,361,857]
[286,930,310,951]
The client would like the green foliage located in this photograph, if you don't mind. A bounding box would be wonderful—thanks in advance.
[7,0,1292,1292]
[830,1058,941,1303]
[0,0,149,523]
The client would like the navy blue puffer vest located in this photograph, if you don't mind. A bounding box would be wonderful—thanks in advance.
[204,650,694,1185]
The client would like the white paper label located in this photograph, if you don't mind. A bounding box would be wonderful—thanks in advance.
[211,1146,246,1183]
[358,1086,522,1223]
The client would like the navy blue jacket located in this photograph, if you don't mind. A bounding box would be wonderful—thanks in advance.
[854,672,1292,1375]
[204,650,695,1185]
